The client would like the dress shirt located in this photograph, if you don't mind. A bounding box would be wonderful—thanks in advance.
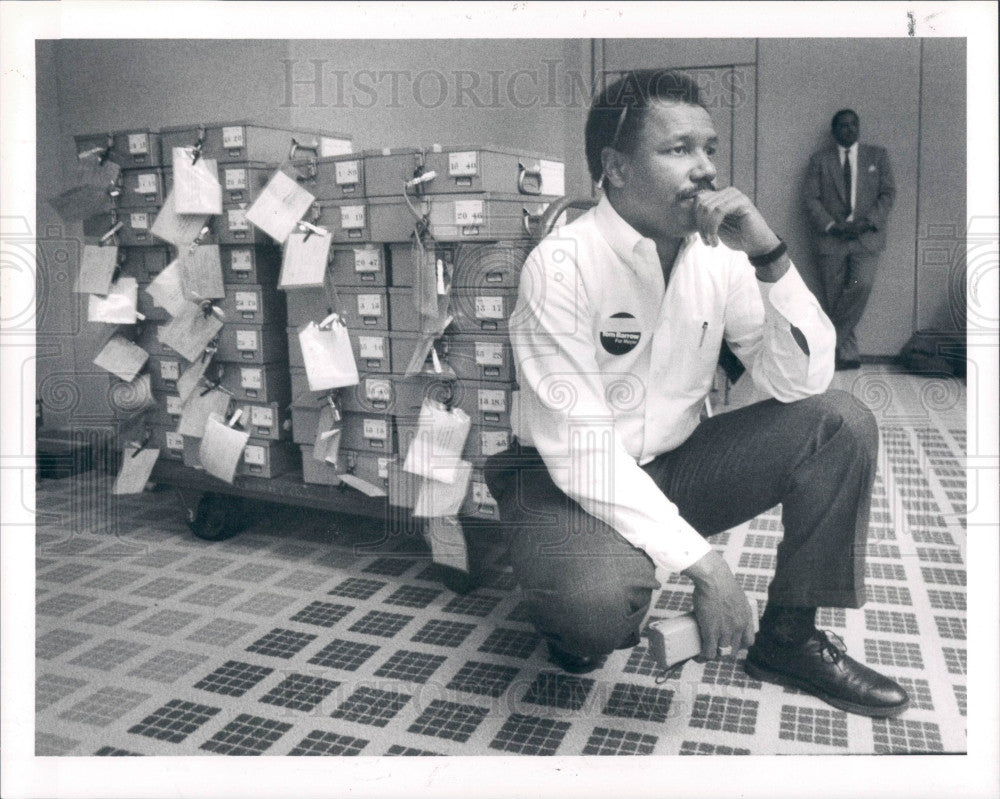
[510,195,836,573]
[840,142,858,220]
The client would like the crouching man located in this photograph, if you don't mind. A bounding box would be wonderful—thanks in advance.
[484,69,908,718]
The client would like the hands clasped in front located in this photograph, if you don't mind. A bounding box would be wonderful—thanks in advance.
[828,220,873,240]
[682,549,758,660]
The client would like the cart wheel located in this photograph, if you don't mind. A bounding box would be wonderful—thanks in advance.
[189,493,246,541]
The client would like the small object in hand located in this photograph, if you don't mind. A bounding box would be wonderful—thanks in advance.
[717,645,733,657]
[646,612,703,673]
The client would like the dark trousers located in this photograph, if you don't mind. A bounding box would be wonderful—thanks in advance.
[483,390,879,659]
[817,251,880,356]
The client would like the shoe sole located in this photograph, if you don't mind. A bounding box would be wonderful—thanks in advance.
[744,658,909,718]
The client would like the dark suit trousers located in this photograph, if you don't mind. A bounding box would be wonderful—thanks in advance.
[817,250,881,350]
[483,390,878,659]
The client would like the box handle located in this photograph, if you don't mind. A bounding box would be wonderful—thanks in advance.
[291,158,318,183]
[517,162,543,195]
[521,208,544,237]
[288,137,320,161]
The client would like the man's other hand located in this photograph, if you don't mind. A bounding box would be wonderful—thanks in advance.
[682,549,757,660]
[828,221,858,240]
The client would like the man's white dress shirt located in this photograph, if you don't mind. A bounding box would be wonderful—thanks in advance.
[510,195,835,573]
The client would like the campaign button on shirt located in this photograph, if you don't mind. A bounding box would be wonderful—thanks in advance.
[600,312,643,355]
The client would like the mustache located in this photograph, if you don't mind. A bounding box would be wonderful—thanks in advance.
[678,182,716,200]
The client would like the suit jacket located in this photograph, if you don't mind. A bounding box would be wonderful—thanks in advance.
[804,143,895,255]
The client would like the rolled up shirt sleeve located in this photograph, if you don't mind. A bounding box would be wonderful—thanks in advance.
[724,254,836,401]
[511,242,712,573]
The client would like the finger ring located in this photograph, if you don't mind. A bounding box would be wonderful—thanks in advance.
[718,646,733,656]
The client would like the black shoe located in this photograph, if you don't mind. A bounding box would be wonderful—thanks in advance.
[547,642,607,675]
[745,630,909,718]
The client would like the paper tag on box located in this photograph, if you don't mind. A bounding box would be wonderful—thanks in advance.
[279,229,332,289]
[88,277,139,324]
[176,352,215,403]
[414,460,472,517]
[334,160,360,185]
[128,133,149,155]
[403,400,471,484]
[109,372,155,416]
[172,149,222,215]
[165,431,183,451]
[199,413,250,484]
[246,170,316,243]
[313,427,342,465]
[425,515,469,571]
[178,388,231,438]
[93,334,148,382]
[539,159,566,196]
[151,190,210,248]
[166,395,183,416]
[299,321,359,392]
[227,208,249,232]
[236,330,258,352]
[339,472,387,497]
[179,244,225,301]
[340,205,366,230]
[448,151,479,177]
[230,249,252,272]
[129,212,150,231]
[240,368,262,391]
[475,341,504,366]
[158,301,224,362]
[478,389,507,413]
[136,172,159,195]
[472,480,498,513]
[113,445,160,495]
[224,168,247,191]
[474,295,505,320]
[320,137,353,157]
[454,200,484,226]
[250,406,274,428]
[75,245,119,294]
[480,429,511,457]
[358,336,386,360]
[353,247,381,273]
[222,126,245,149]
[356,294,382,317]
[145,259,186,316]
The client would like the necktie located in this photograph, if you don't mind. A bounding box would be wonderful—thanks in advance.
[843,149,852,215]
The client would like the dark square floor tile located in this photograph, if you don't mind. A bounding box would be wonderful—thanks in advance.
[288,730,368,756]
[383,584,443,609]
[477,627,540,660]
[307,638,381,671]
[446,660,520,698]
[602,683,674,723]
[407,699,490,743]
[289,601,354,628]
[521,672,595,711]
[327,577,387,600]
[128,699,221,744]
[331,686,412,728]
[373,649,448,684]
[258,673,341,712]
[199,713,292,755]
[193,661,274,697]
[583,727,658,755]
[410,618,478,648]
[245,628,318,659]
[488,713,570,755]
[441,592,503,618]
[347,610,413,638]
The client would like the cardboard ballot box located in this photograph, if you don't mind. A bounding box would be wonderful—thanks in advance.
[119,167,168,208]
[220,245,282,285]
[217,285,286,327]
[118,246,170,283]
[217,362,291,404]
[215,325,287,364]
[160,121,351,165]
[421,146,565,197]
[75,129,164,168]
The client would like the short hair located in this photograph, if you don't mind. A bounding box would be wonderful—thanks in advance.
[585,69,705,183]
[831,108,859,129]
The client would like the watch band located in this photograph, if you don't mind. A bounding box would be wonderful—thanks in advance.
[748,238,787,269]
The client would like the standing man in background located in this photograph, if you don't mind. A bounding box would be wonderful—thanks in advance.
[804,109,895,369]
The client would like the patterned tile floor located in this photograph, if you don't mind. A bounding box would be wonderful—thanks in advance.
[34,367,968,756]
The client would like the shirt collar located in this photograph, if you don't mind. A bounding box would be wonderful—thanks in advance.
[839,142,859,160]
[593,194,695,272]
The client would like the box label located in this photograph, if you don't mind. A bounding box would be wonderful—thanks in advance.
[366,378,392,402]
[353,247,381,273]
[230,249,252,272]
[235,291,258,312]
[250,406,274,428]
[228,208,249,231]
[160,360,180,381]
[478,389,507,413]
[474,341,504,366]
[474,295,505,320]
[377,457,390,479]
[359,335,386,359]
[243,445,265,465]
[130,212,149,230]
[334,160,360,185]
[136,173,158,194]
[480,429,511,457]
[472,481,498,509]
[128,133,149,155]
[224,168,247,191]
[340,205,366,230]
[363,418,388,440]
[236,330,258,351]
[165,431,183,450]
[356,294,382,317]
[222,126,245,149]
[454,200,484,226]
[240,368,262,390]
[166,395,183,416]
[448,151,479,177]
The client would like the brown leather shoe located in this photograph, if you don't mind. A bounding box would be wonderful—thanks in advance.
[745,630,909,718]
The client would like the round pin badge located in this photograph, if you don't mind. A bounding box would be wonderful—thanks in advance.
[600,312,642,355]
